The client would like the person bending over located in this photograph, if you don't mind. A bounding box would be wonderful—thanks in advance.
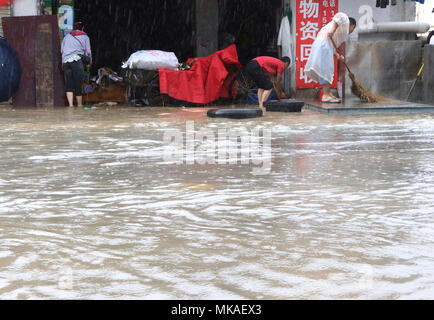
[245,56,291,111]
[61,21,92,107]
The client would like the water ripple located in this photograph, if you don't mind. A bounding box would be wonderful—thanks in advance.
[0,109,433,299]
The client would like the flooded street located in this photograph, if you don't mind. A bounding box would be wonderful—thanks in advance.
[0,106,433,299]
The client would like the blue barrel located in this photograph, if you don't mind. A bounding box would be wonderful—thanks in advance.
[0,36,21,102]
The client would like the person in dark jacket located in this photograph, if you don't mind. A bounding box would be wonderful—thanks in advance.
[61,21,92,107]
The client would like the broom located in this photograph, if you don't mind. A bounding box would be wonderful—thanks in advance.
[406,63,424,101]
[342,61,392,103]
[332,41,391,103]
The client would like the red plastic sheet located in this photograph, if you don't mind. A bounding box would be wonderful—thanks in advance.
[0,0,14,6]
[159,44,242,104]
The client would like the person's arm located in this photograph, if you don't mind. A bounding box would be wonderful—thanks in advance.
[276,73,283,99]
[327,21,345,61]
[269,74,276,92]
[269,74,279,99]
[276,73,287,99]
[61,36,65,54]
[85,36,92,65]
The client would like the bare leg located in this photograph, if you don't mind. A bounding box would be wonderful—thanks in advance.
[261,89,272,108]
[66,92,74,107]
[76,96,83,108]
[257,89,264,107]
[322,83,340,102]
[322,84,332,100]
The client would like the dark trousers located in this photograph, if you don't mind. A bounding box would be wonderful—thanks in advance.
[245,60,273,90]
[63,60,84,96]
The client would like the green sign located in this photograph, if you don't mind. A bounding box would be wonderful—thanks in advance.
[41,0,53,15]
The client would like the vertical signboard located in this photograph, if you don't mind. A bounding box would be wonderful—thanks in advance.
[57,0,74,41]
[296,0,338,89]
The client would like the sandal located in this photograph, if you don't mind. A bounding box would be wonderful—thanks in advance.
[322,98,341,104]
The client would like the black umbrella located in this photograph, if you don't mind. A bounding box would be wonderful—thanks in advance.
[0,36,21,102]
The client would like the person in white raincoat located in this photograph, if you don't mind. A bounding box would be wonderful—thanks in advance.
[305,12,356,103]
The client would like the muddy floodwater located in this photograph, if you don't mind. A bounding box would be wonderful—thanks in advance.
[0,106,433,299]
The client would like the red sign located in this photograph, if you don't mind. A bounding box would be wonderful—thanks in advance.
[0,0,14,7]
[296,0,339,89]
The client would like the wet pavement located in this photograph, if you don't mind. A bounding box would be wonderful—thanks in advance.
[0,105,433,299]
[303,96,434,114]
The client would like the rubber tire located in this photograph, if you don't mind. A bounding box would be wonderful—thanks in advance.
[264,99,304,112]
[207,108,263,119]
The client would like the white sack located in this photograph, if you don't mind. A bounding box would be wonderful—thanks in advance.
[122,50,179,70]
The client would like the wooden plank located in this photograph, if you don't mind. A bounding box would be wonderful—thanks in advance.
[2,16,66,107]
[83,83,127,103]
[35,22,54,108]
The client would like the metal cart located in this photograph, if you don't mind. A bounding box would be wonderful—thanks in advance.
[121,69,170,106]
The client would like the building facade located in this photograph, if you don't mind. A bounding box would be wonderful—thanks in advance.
[4,0,433,103]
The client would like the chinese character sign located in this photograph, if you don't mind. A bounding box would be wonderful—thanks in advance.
[296,0,339,89]
[58,0,75,41]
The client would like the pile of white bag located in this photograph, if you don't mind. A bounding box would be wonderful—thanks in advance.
[122,50,179,70]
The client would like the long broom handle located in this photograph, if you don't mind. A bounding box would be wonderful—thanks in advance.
[406,63,424,101]
[341,60,352,74]
[331,40,353,75]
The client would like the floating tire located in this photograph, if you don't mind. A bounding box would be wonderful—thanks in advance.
[207,108,263,119]
[264,99,304,112]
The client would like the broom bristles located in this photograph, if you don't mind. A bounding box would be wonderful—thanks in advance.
[348,72,391,103]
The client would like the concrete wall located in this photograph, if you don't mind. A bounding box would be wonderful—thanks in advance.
[345,40,424,102]
[196,0,218,57]
[340,0,416,40]
[421,45,434,104]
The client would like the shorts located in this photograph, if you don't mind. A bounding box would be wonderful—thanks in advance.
[63,60,85,96]
[245,60,273,90]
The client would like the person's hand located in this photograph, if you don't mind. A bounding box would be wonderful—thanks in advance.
[337,54,345,62]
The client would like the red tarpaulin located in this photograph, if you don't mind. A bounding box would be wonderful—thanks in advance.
[158,44,242,104]
[0,0,13,6]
